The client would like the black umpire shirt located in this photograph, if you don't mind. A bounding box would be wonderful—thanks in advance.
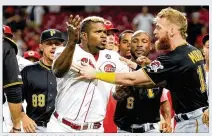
[143,44,208,114]
[3,37,23,104]
[21,61,57,124]
[114,87,163,130]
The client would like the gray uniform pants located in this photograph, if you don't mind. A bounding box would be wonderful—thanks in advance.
[118,122,160,133]
[174,107,209,133]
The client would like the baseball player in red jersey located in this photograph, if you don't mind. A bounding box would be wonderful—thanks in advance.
[46,15,130,132]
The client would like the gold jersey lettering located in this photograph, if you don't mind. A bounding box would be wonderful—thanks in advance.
[188,50,204,64]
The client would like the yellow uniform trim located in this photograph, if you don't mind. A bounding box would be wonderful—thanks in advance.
[39,61,51,70]
[140,68,156,86]
[95,72,115,83]
[4,37,17,46]
[3,82,23,88]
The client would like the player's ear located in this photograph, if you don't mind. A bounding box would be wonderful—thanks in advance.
[39,44,43,51]
[80,32,87,41]
[169,26,175,38]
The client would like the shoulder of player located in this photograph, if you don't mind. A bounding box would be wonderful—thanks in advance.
[156,54,176,64]
[3,37,18,54]
[21,62,40,72]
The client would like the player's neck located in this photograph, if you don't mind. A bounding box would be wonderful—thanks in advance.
[170,36,187,50]
[81,42,90,53]
[41,56,52,67]
[81,43,99,55]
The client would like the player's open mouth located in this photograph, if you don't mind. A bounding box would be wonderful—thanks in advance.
[126,50,131,54]
[101,40,107,45]
[50,51,55,54]
[136,50,144,54]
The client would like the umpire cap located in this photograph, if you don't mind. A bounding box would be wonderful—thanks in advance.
[40,29,65,43]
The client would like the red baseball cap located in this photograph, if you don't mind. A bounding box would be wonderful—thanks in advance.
[24,50,40,60]
[3,25,13,37]
[114,35,119,45]
[104,20,119,32]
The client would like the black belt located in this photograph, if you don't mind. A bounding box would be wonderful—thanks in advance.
[35,121,47,127]
[174,114,189,122]
[175,107,208,123]
[122,124,155,133]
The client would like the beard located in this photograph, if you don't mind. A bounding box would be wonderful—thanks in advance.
[155,33,171,50]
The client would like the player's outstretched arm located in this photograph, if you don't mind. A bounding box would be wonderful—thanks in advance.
[53,15,81,78]
[72,63,154,86]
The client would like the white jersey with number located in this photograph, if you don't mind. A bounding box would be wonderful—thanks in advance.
[53,44,130,124]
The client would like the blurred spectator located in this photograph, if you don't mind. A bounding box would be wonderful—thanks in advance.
[199,7,209,26]
[26,6,45,28]
[85,6,101,13]
[48,6,61,13]
[132,6,154,38]
[26,32,40,52]
[5,7,27,32]
[195,25,208,49]
[187,12,203,46]
[13,30,28,56]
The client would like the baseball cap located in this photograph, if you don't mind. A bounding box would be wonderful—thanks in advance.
[114,35,119,45]
[104,20,119,32]
[24,50,41,60]
[3,25,13,37]
[40,29,65,43]
[202,34,209,45]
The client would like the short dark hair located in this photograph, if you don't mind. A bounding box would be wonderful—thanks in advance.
[119,30,134,43]
[202,34,209,45]
[80,16,105,33]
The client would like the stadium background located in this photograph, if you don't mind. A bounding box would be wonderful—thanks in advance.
[3,6,209,59]
[2,5,209,133]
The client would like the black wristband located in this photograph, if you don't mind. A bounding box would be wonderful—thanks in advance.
[136,65,142,70]
[13,127,21,131]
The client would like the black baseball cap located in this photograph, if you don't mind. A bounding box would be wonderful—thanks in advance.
[202,34,209,45]
[40,29,65,43]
